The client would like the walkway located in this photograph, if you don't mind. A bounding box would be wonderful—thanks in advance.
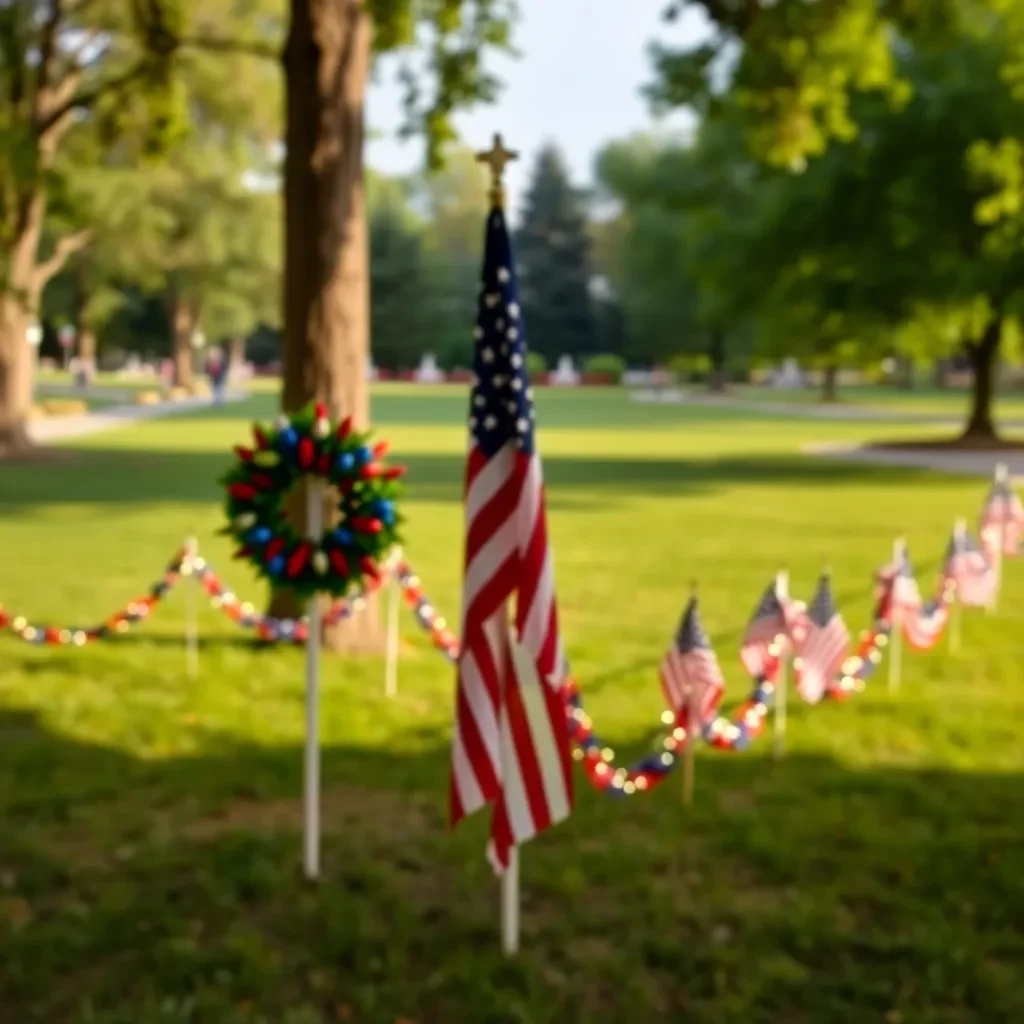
[28,392,246,444]
[804,441,1024,481]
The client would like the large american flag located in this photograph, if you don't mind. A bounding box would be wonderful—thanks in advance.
[450,206,571,874]
[944,528,995,608]
[660,596,726,737]
[979,477,1024,557]
[794,575,850,705]
[740,580,795,677]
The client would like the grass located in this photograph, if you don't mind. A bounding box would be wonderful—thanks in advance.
[1,386,1023,1023]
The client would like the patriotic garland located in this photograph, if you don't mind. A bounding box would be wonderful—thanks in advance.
[221,403,405,601]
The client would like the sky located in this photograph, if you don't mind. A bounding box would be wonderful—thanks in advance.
[365,1,712,221]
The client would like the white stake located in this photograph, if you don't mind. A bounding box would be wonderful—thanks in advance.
[889,537,904,694]
[990,462,1009,613]
[773,569,789,759]
[184,536,199,679]
[501,847,520,956]
[384,574,400,698]
[949,517,965,654]
[304,480,324,881]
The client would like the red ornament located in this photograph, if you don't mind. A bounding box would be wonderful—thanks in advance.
[229,483,256,501]
[251,473,274,490]
[329,549,350,577]
[317,451,331,475]
[336,415,353,440]
[45,628,61,644]
[234,445,254,463]
[314,401,328,421]
[372,441,390,460]
[253,426,269,449]
[350,516,383,534]
[360,556,380,582]
[359,463,383,479]
[298,437,315,469]
[266,538,285,562]
[287,544,311,577]
[384,466,406,480]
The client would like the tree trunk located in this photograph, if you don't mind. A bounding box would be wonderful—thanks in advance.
[707,331,727,392]
[229,335,246,377]
[168,292,196,389]
[77,326,97,367]
[963,316,1002,441]
[897,357,914,390]
[0,297,33,455]
[821,364,839,402]
[271,0,380,651]
[74,258,97,373]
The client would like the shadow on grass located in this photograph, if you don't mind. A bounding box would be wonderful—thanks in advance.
[1,706,1022,1023]
[0,446,959,515]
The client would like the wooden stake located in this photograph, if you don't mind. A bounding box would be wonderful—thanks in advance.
[683,579,698,807]
[384,574,400,698]
[304,481,324,881]
[989,462,1009,613]
[889,537,904,694]
[949,517,965,654]
[773,569,789,759]
[184,536,199,679]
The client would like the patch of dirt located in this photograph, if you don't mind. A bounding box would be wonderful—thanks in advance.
[0,444,79,464]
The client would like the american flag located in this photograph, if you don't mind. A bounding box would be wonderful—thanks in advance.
[979,477,1024,557]
[794,575,850,705]
[739,580,795,677]
[884,545,922,613]
[450,206,571,874]
[660,596,726,738]
[944,528,995,608]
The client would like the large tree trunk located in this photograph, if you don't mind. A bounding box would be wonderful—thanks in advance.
[271,0,380,651]
[167,291,197,389]
[74,258,97,374]
[707,331,727,393]
[963,316,1002,441]
[821,364,839,402]
[0,297,33,455]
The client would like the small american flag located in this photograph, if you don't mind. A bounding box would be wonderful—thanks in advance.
[740,581,795,677]
[883,546,922,613]
[450,206,571,874]
[944,528,995,608]
[979,478,1024,557]
[794,575,850,705]
[660,596,726,738]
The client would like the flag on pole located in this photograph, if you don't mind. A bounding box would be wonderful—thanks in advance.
[794,575,850,704]
[739,580,800,677]
[450,205,571,875]
[979,478,1024,557]
[660,596,726,735]
[876,545,922,613]
[944,528,996,608]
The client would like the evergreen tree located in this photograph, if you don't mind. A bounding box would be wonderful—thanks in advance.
[515,146,597,364]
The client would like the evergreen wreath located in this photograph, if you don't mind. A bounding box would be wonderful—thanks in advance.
[222,402,404,600]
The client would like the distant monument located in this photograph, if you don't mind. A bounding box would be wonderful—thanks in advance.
[772,358,804,389]
[551,355,580,387]
[415,353,444,383]
[367,358,379,382]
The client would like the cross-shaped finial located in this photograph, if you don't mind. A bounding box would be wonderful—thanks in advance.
[476,133,518,209]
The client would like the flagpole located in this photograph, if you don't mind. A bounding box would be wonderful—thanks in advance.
[304,479,324,881]
[949,517,964,655]
[773,569,789,759]
[477,133,523,958]
[683,580,698,808]
[889,537,904,695]
[384,571,400,699]
[990,462,1008,613]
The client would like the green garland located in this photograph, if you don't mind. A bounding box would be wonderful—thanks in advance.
[220,402,404,601]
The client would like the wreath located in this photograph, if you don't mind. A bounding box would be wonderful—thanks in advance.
[222,402,404,600]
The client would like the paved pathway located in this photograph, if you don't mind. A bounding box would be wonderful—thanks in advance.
[28,393,245,444]
[804,441,1024,481]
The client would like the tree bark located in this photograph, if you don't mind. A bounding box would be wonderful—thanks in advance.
[271,0,380,651]
[707,331,727,392]
[0,297,33,455]
[963,316,1002,441]
[167,290,197,389]
[821,364,839,402]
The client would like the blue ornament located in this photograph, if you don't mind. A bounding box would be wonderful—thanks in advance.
[247,526,272,545]
[337,452,355,472]
[268,555,285,576]
[372,499,395,525]
[279,428,298,450]
[333,527,353,547]
[355,445,372,465]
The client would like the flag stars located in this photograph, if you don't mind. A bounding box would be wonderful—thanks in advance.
[511,378,523,392]
[511,353,523,368]
[508,302,519,318]
[481,347,495,364]
[484,414,497,430]
[516,417,529,433]
[497,267,511,283]
[507,327,519,340]
[485,293,500,308]
[474,394,485,407]
[473,326,483,340]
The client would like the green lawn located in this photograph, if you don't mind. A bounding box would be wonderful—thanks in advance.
[1,387,1022,1023]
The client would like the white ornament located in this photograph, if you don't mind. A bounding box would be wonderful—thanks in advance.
[312,551,329,575]
[313,417,329,439]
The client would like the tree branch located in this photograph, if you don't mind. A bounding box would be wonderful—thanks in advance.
[36,1,64,97]
[36,229,92,286]
[178,35,281,62]
[36,62,148,138]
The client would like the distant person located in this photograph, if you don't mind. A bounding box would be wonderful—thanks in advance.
[206,347,228,404]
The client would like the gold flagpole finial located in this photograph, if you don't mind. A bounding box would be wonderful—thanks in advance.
[476,133,519,209]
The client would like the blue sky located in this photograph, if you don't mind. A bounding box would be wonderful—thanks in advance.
[366,1,710,220]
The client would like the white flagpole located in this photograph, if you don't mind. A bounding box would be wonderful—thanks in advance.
[501,846,520,955]
[889,536,904,694]
[304,480,324,881]
[683,580,698,808]
[384,573,400,698]
[950,517,964,654]
[990,462,1008,613]
[773,569,789,759]
[184,536,199,679]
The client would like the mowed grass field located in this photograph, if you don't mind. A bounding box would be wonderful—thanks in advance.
[1,385,1023,1024]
